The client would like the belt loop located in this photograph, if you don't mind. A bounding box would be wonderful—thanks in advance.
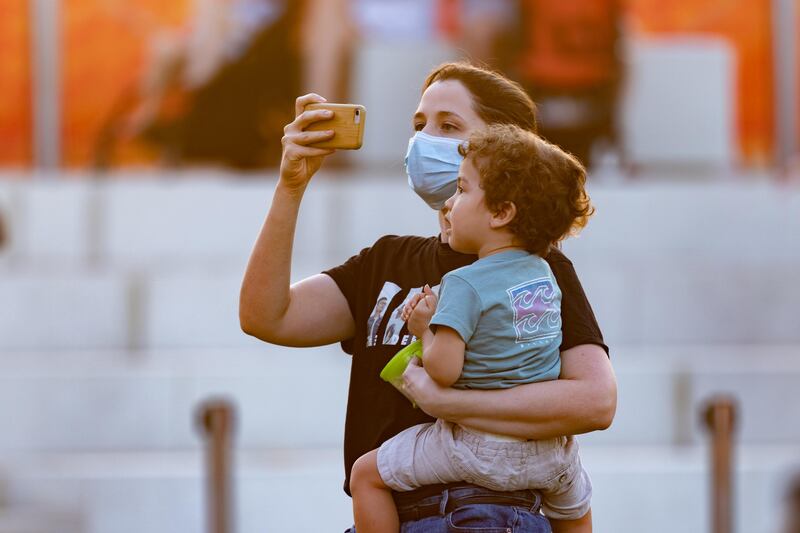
[528,490,542,514]
[439,488,450,516]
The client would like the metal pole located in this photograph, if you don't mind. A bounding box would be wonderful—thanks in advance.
[773,0,798,170]
[30,0,61,170]
[197,398,236,533]
[702,395,738,533]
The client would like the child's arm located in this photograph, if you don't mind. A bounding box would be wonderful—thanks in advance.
[404,285,465,388]
[418,326,465,388]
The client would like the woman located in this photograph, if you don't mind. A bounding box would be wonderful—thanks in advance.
[240,62,617,531]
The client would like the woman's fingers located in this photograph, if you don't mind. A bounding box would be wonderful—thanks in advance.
[283,128,335,147]
[283,144,335,161]
[294,93,326,117]
[294,109,335,131]
[284,109,334,139]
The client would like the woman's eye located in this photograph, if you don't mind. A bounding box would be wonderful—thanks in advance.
[456,186,463,193]
[413,123,424,131]
[441,123,457,132]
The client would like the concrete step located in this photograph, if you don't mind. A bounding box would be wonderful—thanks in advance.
[0,347,349,451]
[2,178,798,267]
[1,249,799,350]
[0,270,131,350]
[2,179,799,349]
[0,176,438,270]
[0,508,82,533]
[1,445,796,533]
[0,345,798,450]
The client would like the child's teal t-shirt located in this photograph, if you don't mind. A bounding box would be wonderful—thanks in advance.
[429,249,562,389]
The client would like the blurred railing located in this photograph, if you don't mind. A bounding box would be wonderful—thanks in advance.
[703,395,738,533]
[197,398,237,533]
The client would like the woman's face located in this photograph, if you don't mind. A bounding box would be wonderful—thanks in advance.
[412,80,488,141]
[413,79,489,242]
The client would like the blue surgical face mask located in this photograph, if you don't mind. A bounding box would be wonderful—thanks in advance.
[404,131,465,210]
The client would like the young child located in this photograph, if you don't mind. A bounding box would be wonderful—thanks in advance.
[349,124,597,532]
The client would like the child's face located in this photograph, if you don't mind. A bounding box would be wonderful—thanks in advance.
[444,158,493,255]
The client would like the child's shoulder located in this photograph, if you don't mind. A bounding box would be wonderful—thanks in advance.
[442,263,478,286]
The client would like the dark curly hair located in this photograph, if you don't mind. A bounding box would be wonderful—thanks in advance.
[458,124,594,256]
[423,62,537,133]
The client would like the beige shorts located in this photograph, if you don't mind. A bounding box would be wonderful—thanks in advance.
[377,419,591,521]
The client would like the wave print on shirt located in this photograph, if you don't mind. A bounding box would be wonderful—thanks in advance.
[506,277,561,344]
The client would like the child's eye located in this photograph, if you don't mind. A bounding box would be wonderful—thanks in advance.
[441,123,457,132]
[413,122,424,131]
[456,185,463,193]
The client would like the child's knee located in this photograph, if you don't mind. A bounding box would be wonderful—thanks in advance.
[350,450,382,491]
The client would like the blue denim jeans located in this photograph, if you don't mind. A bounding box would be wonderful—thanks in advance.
[346,485,552,532]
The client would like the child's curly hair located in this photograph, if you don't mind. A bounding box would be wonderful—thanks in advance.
[458,124,594,257]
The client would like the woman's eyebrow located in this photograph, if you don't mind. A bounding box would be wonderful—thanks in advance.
[436,111,464,121]
[412,110,465,122]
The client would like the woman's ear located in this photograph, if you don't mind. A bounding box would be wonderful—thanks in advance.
[490,201,517,229]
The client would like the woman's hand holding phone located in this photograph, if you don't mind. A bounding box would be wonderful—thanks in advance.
[279,94,336,193]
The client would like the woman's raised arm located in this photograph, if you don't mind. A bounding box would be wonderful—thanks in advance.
[239,94,355,347]
[402,343,617,439]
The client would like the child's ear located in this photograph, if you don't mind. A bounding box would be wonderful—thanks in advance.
[490,201,517,229]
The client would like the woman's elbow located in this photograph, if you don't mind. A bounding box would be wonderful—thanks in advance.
[239,300,272,341]
[589,379,617,431]
[239,309,261,338]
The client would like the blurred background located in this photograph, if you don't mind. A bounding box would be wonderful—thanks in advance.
[0,0,799,532]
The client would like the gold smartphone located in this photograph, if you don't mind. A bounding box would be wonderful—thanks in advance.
[304,103,366,150]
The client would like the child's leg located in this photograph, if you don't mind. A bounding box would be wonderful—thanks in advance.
[549,508,592,533]
[350,449,399,533]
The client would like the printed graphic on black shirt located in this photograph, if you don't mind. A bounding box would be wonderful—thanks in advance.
[370,282,441,347]
[366,282,401,347]
[381,287,420,345]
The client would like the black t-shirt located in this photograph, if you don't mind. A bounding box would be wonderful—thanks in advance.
[323,235,608,495]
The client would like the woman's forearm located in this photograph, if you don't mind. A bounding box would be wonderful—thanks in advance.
[240,95,354,346]
[422,344,616,439]
[239,182,305,336]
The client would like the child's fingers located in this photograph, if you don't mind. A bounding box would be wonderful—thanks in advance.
[415,298,434,317]
[405,294,424,312]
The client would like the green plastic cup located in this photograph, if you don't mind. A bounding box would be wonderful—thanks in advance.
[380,339,423,386]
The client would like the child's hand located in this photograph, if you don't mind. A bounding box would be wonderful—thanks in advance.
[401,287,428,321]
[406,285,438,338]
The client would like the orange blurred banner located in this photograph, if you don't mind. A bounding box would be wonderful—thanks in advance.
[0,0,32,166]
[61,0,189,167]
[1,0,796,168]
